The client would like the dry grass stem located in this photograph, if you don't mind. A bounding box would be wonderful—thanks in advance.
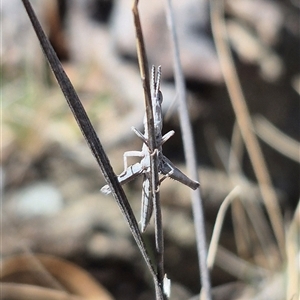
[1,254,114,300]
[231,198,251,257]
[215,246,269,281]
[253,115,300,163]
[165,0,211,299]
[210,0,285,259]
[286,201,300,300]
[228,127,250,257]
[207,185,241,269]
[132,1,165,297]
[229,121,244,175]
[219,133,281,268]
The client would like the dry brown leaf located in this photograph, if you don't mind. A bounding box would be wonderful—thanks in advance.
[1,254,114,300]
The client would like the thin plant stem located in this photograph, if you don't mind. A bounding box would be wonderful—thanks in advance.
[165,0,212,299]
[210,0,285,259]
[214,132,281,268]
[207,186,241,269]
[253,115,300,163]
[132,1,165,297]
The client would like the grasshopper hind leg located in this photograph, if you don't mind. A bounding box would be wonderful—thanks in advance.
[140,174,153,232]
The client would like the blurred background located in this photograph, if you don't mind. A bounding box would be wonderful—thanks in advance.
[2,0,299,299]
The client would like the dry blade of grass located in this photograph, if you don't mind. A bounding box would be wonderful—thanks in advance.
[228,121,245,175]
[227,125,251,257]
[132,1,165,298]
[286,200,300,300]
[210,0,285,259]
[204,117,283,274]
[253,115,300,164]
[164,0,211,299]
[1,254,114,300]
[205,180,277,273]
[228,122,279,265]
[0,283,84,300]
[214,133,281,268]
[231,196,251,258]
[215,246,269,281]
[207,185,241,269]
[228,123,249,259]
[240,198,281,269]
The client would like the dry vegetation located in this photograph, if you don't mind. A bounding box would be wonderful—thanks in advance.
[1,0,299,299]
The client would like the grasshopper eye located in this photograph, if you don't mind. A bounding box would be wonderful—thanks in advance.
[157,90,163,104]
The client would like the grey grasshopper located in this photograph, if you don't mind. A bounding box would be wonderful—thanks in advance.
[101,66,199,232]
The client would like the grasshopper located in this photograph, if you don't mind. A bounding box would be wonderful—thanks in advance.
[101,66,199,231]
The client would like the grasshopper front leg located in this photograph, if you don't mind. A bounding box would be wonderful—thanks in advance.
[101,149,146,194]
[121,150,145,174]
[101,147,149,195]
[131,127,149,146]
[101,162,145,194]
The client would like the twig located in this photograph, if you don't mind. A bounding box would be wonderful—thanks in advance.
[164,0,212,299]
[210,0,285,259]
